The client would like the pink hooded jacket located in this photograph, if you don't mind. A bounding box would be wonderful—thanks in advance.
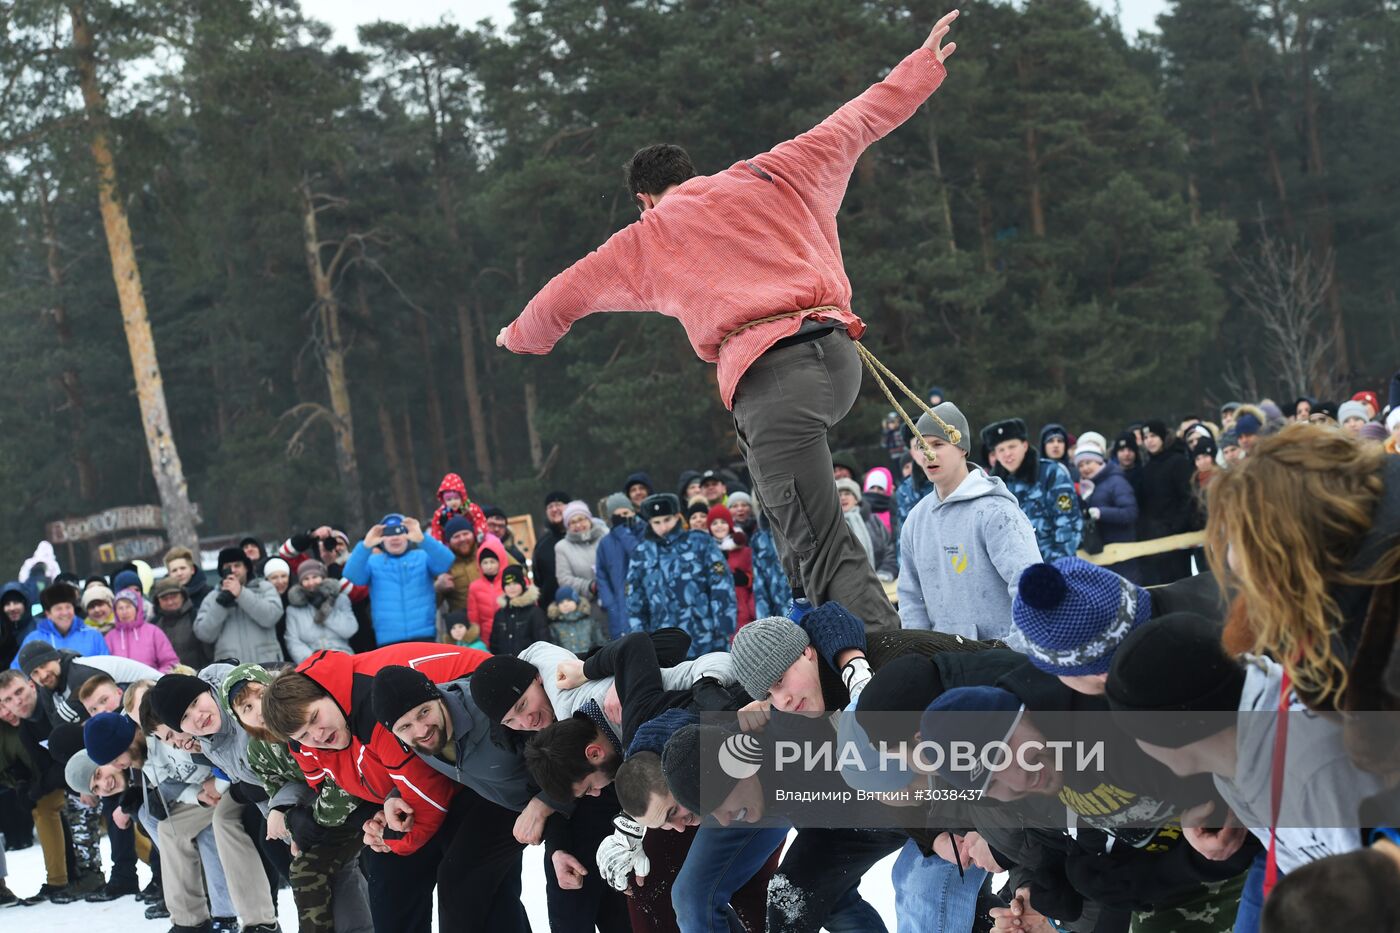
[105,586,181,673]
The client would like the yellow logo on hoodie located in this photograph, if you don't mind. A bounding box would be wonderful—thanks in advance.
[947,545,969,574]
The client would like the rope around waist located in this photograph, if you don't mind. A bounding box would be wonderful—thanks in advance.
[719,308,962,454]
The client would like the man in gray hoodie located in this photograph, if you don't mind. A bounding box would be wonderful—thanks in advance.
[896,402,1042,640]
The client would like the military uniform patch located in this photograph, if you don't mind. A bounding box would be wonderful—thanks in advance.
[1056,493,1074,512]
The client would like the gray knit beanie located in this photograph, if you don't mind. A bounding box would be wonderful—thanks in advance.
[914,402,971,454]
[66,752,99,795]
[605,492,632,515]
[730,617,811,700]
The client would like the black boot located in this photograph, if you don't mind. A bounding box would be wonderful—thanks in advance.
[19,883,69,906]
[50,870,105,904]
[167,922,212,933]
[209,916,238,933]
[145,899,172,919]
[138,879,163,903]
[85,875,140,902]
[0,882,18,906]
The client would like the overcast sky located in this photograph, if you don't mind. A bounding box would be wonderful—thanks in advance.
[301,0,1172,47]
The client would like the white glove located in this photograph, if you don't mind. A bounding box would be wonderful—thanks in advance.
[596,814,649,892]
[1089,507,1101,520]
[841,656,873,703]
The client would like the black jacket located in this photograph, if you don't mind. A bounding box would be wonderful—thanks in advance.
[489,588,550,658]
[1136,441,1195,539]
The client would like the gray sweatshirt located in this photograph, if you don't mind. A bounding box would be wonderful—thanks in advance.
[1217,655,1385,875]
[897,467,1042,639]
[195,663,270,814]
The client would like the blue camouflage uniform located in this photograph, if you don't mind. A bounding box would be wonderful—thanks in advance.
[1002,452,1083,560]
[626,525,737,656]
[749,527,792,620]
[895,474,935,559]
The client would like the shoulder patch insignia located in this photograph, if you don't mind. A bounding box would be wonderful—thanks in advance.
[712,561,727,574]
[1056,493,1074,513]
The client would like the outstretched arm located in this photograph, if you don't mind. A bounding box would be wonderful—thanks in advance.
[496,225,651,355]
[752,11,959,216]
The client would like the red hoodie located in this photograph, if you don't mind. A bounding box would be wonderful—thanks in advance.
[285,642,489,853]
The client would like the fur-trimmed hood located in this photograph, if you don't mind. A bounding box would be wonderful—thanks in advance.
[498,585,540,609]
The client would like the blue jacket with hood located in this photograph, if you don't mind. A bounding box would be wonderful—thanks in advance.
[595,517,644,637]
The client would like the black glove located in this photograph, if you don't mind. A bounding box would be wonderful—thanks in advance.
[306,589,326,608]
[286,805,332,850]
[290,530,317,553]
[215,588,237,607]
[732,569,750,587]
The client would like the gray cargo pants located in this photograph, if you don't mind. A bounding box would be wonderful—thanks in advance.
[732,329,899,632]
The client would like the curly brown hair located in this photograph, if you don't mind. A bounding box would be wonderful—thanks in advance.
[1205,422,1400,707]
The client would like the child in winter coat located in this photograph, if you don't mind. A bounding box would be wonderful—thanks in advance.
[708,505,755,630]
[440,609,487,651]
[106,586,180,673]
[466,538,512,645]
[429,472,488,544]
[489,565,548,657]
[283,560,358,663]
[546,586,605,654]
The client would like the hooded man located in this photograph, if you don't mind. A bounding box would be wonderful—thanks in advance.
[595,492,645,639]
[1,580,34,669]
[534,491,572,606]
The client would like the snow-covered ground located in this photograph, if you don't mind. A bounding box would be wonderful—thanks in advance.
[3,830,902,931]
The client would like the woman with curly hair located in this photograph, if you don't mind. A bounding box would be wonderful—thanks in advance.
[1206,423,1400,771]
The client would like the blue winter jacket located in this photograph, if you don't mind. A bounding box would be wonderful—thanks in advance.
[596,519,644,638]
[625,526,737,657]
[750,528,792,620]
[1084,461,1139,545]
[998,449,1083,561]
[11,615,109,669]
[344,537,456,646]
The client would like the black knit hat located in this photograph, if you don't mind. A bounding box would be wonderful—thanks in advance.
[1142,420,1169,442]
[17,641,61,677]
[640,493,682,521]
[372,665,442,732]
[1105,613,1245,748]
[662,723,744,817]
[501,565,529,591]
[48,722,87,764]
[544,490,572,506]
[1112,431,1139,457]
[149,674,213,730]
[468,655,539,722]
[687,499,711,519]
[40,581,79,613]
[854,655,945,748]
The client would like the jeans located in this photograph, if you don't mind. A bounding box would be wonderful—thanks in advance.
[196,821,236,916]
[102,793,139,885]
[770,828,907,933]
[1232,852,1267,933]
[673,826,788,933]
[891,839,985,933]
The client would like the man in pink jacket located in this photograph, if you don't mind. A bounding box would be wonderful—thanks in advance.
[497,12,960,634]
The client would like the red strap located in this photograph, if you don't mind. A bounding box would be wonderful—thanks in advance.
[1262,669,1292,897]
